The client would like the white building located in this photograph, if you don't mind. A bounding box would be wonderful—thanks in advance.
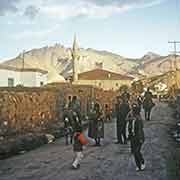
[0,65,48,87]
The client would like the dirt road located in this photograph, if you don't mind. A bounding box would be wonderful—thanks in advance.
[0,103,177,180]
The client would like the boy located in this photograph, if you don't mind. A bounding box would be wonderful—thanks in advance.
[72,123,84,169]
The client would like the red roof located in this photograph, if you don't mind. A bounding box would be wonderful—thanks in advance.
[78,69,134,80]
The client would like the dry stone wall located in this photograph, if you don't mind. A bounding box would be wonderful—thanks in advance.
[0,88,62,136]
[0,84,118,137]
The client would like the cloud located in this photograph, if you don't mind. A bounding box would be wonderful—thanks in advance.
[24,5,40,19]
[82,0,165,7]
[39,0,166,19]
[0,0,21,16]
[0,0,166,19]
[40,3,121,19]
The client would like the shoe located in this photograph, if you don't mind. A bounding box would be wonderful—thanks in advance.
[136,167,140,171]
[71,164,80,170]
[141,164,146,170]
[114,141,120,144]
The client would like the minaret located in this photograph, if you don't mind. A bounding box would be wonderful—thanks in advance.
[72,34,79,82]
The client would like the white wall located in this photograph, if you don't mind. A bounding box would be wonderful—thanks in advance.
[0,69,47,87]
[35,72,48,87]
[20,71,36,87]
[0,69,20,87]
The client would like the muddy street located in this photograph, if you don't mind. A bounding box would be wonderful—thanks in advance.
[0,102,177,180]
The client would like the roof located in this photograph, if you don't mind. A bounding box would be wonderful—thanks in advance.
[78,69,134,80]
[47,70,66,83]
[0,64,48,74]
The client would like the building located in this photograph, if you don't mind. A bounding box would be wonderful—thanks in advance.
[71,35,134,90]
[76,68,134,91]
[0,65,48,87]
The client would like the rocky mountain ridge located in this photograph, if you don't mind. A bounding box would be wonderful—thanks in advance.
[1,43,180,82]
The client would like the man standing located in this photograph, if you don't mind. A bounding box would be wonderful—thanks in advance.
[115,96,130,144]
[143,88,154,121]
[126,104,145,171]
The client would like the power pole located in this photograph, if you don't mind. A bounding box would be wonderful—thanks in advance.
[168,41,180,70]
[22,50,25,70]
[168,41,180,92]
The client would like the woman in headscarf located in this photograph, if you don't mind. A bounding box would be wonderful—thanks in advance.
[88,103,104,146]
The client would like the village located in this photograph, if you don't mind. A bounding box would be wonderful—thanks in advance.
[0,35,179,180]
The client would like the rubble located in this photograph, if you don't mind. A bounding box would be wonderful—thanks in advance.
[0,133,48,159]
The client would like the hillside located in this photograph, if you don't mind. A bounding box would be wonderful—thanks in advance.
[1,43,180,82]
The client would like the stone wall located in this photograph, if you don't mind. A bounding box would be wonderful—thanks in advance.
[0,87,62,136]
[0,84,118,137]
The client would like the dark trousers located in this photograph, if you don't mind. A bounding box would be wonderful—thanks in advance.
[131,139,144,169]
[145,109,151,121]
[95,137,101,145]
[117,121,127,144]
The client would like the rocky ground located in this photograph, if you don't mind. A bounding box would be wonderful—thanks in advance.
[0,102,179,180]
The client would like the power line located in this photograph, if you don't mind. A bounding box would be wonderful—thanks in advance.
[168,41,180,70]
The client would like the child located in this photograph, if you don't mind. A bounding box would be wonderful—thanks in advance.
[72,125,84,169]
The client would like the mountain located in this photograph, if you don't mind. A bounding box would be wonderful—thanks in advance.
[1,44,139,81]
[1,43,180,82]
[137,54,180,77]
[141,52,161,61]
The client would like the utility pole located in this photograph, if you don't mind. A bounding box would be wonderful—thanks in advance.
[22,50,25,70]
[168,41,180,93]
[168,41,180,70]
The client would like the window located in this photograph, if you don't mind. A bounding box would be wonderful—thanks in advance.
[8,78,14,87]
[99,82,102,87]
[40,81,44,86]
[116,83,119,87]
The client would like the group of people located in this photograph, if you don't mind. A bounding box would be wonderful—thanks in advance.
[115,88,154,171]
[62,88,155,171]
[62,95,85,169]
[63,96,105,169]
[63,95,81,146]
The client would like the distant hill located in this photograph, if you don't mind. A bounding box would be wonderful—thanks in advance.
[1,43,179,82]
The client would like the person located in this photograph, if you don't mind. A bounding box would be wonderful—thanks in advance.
[104,104,111,122]
[137,95,143,113]
[72,125,84,169]
[143,88,154,121]
[63,106,73,145]
[88,103,104,146]
[126,104,145,171]
[67,96,72,109]
[115,96,121,144]
[115,97,130,144]
[71,96,81,123]
[121,90,130,102]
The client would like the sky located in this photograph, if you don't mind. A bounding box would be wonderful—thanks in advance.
[0,0,180,61]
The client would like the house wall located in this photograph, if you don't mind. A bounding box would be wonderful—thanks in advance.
[0,69,47,87]
[75,80,132,91]
[35,72,48,87]
[0,69,20,87]
[20,71,36,87]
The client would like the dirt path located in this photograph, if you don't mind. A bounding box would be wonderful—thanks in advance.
[0,103,176,180]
